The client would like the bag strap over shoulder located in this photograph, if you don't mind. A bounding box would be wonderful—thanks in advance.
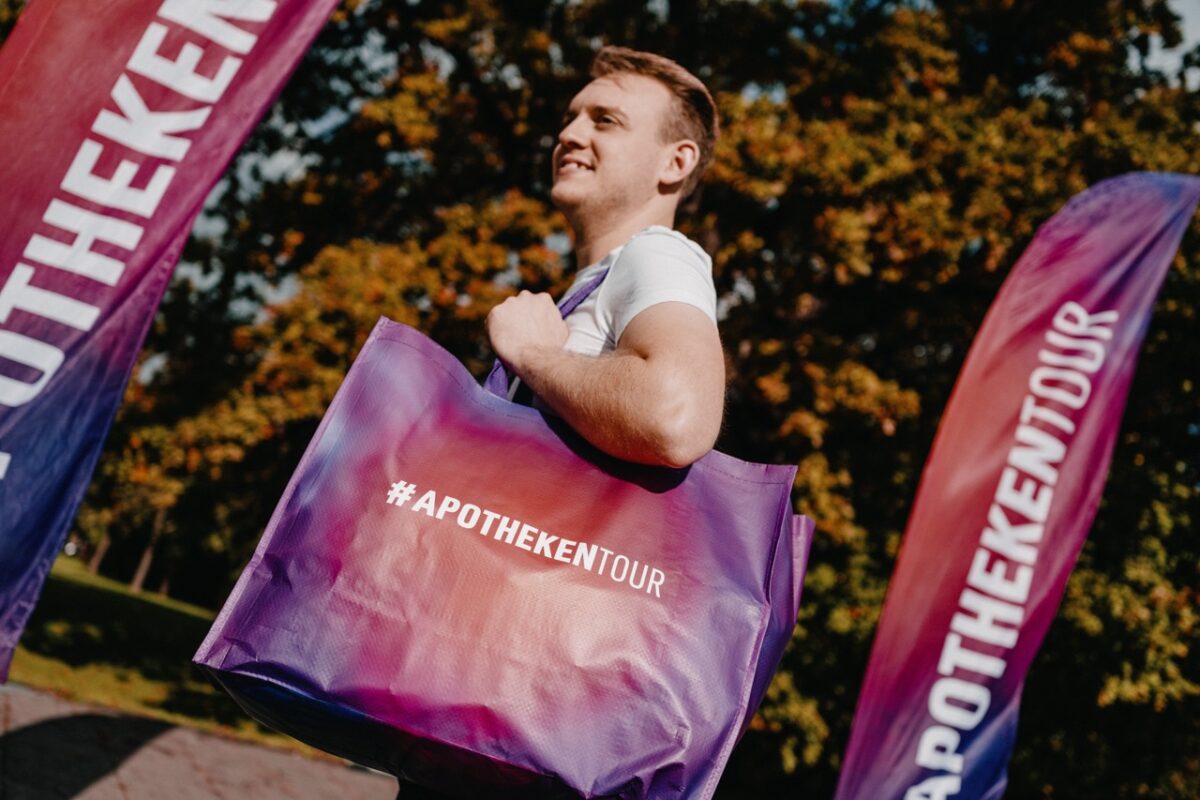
[483,267,611,399]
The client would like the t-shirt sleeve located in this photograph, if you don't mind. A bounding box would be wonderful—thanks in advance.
[599,229,718,345]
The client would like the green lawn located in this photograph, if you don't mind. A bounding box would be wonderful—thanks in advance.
[9,556,323,758]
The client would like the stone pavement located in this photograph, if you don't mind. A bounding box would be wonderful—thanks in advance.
[0,682,398,800]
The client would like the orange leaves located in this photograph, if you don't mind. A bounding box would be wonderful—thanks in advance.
[438,189,564,242]
[872,8,960,98]
[1047,32,1114,72]
[806,360,920,434]
[297,239,432,326]
[780,409,827,449]
[427,232,508,278]
[429,191,567,289]
[711,93,807,203]
[360,71,451,155]
[759,670,830,771]
[793,453,863,547]
[712,229,766,276]
[279,229,305,262]
[813,205,880,283]
[418,14,471,44]
[756,366,791,405]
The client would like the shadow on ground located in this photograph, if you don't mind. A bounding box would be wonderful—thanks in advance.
[18,567,273,733]
[0,712,170,799]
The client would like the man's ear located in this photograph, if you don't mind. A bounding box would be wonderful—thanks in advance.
[659,139,700,190]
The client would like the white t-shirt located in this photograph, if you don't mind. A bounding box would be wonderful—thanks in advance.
[559,225,718,356]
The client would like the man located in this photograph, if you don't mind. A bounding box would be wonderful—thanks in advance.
[485,45,725,469]
[400,45,723,799]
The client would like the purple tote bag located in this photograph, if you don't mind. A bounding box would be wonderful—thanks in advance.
[195,277,813,799]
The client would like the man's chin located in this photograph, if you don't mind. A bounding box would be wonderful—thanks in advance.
[550,184,585,213]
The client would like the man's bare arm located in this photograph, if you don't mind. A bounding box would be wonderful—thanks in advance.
[486,292,724,468]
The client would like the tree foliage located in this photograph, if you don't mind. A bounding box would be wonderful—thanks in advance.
[5,0,1199,796]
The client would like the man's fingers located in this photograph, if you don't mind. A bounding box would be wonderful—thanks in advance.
[487,292,563,348]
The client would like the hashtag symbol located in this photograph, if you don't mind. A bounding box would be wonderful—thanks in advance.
[386,480,417,507]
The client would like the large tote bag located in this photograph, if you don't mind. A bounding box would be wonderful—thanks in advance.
[195,313,813,799]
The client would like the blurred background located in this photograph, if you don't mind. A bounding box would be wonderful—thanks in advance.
[2,0,1198,797]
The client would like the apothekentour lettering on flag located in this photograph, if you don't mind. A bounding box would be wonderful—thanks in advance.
[834,174,1200,800]
[384,479,669,598]
[907,301,1115,794]
[0,2,283,409]
[0,0,341,679]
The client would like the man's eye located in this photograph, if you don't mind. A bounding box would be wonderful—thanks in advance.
[597,115,615,125]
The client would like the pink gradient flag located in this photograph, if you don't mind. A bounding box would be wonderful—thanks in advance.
[0,0,340,678]
[835,172,1200,800]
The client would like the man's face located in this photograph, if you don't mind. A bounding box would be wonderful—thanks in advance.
[550,73,677,219]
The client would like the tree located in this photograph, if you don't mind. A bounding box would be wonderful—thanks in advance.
[0,0,23,42]
[3,0,1195,795]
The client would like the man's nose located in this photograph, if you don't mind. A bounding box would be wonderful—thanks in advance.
[557,114,589,148]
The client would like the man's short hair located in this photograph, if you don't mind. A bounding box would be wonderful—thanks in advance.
[589,46,719,198]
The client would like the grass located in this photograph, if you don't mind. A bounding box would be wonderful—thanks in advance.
[8,556,326,759]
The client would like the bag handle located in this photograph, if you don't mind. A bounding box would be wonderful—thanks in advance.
[483,267,610,399]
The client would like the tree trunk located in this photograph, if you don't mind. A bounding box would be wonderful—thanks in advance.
[129,507,165,593]
[156,567,172,597]
[87,533,111,575]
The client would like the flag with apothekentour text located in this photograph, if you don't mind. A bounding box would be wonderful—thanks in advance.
[834,172,1200,800]
[0,0,340,679]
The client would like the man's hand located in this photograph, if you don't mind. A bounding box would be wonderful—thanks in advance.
[485,291,569,374]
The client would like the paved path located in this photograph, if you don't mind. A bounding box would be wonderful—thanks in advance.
[0,683,398,800]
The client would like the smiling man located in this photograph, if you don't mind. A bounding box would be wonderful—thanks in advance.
[485,46,724,469]
[398,46,723,800]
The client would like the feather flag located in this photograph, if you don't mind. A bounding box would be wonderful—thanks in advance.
[0,0,341,678]
[835,172,1200,800]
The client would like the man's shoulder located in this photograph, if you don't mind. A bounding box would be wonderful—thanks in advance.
[622,225,711,267]
[600,225,718,328]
